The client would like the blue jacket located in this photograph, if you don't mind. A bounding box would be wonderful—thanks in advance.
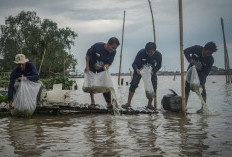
[86,42,116,73]
[8,62,40,101]
[132,48,162,74]
[184,45,214,85]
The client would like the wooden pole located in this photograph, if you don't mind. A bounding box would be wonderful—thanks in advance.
[148,0,156,43]
[148,0,157,109]
[178,0,186,116]
[221,17,232,83]
[38,48,46,75]
[118,11,126,86]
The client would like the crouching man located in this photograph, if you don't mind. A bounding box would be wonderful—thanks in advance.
[121,42,162,110]
[8,54,41,110]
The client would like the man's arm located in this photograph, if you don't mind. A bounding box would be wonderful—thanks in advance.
[8,71,16,110]
[184,45,199,64]
[152,53,162,74]
[199,58,214,85]
[85,55,90,72]
[104,52,116,70]
[27,63,39,81]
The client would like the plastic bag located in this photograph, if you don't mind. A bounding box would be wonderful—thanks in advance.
[186,65,200,92]
[11,77,41,117]
[82,70,114,94]
[140,66,154,99]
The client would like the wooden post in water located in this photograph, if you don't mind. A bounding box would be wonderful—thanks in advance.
[221,17,232,83]
[118,11,126,86]
[178,0,186,116]
[148,0,157,109]
[38,48,46,75]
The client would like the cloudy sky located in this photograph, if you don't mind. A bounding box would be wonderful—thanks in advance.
[0,0,232,73]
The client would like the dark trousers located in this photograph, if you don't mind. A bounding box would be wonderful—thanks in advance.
[129,71,157,93]
[103,92,111,103]
[185,81,206,97]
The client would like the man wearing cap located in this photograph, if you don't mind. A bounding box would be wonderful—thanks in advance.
[121,42,162,110]
[184,41,217,113]
[85,37,120,109]
[8,54,40,110]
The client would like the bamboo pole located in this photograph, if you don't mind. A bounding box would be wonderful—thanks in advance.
[147,0,157,109]
[221,17,232,83]
[38,48,46,75]
[178,0,186,116]
[148,0,156,43]
[118,11,126,86]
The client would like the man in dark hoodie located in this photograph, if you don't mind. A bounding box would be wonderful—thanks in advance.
[8,54,40,110]
[184,41,217,113]
[121,42,162,110]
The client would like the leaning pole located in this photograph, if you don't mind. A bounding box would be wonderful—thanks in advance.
[118,11,126,86]
[148,0,157,109]
[178,0,186,116]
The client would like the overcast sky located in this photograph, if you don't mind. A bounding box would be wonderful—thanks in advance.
[1,0,232,73]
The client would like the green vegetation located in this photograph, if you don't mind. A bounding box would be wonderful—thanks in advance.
[41,77,75,90]
[0,76,9,89]
[0,11,78,77]
[0,93,8,103]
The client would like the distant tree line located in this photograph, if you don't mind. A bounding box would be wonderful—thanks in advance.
[0,11,78,77]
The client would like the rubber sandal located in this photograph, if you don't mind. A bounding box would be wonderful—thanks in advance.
[121,103,131,110]
[88,104,97,109]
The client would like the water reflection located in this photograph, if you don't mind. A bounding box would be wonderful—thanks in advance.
[84,116,120,156]
[161,113,212,156]
[127,115,163,156]
[8,118,44,157]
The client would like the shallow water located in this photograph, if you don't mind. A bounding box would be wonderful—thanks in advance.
[1,75,232,156]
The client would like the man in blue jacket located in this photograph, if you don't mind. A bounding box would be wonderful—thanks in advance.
[121,42,162,110]
[184,41,217,113]
[8,54,40,110]
[85,37,120,109]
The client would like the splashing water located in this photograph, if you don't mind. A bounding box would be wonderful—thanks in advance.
[111,89,121,116]
[194,90,220,116]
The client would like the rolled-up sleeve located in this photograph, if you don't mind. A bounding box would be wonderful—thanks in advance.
[184,46,197,62]
[107,52,116,65]
[153,53,162,73]
[8,71,16,101]
[132,52,142,71]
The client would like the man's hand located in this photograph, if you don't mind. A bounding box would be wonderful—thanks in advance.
[9,101,14,110]
[23,77,27,81]
[104,64,110,70]
[136,69,141,75]
[18,77,27,81]
[151,71,154,76]
[189,59,195,65]
[85,66,89,73]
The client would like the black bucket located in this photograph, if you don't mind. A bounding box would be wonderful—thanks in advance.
[161,89,182,112]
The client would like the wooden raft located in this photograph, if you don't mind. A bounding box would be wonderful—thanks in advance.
[35,103,159,115]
